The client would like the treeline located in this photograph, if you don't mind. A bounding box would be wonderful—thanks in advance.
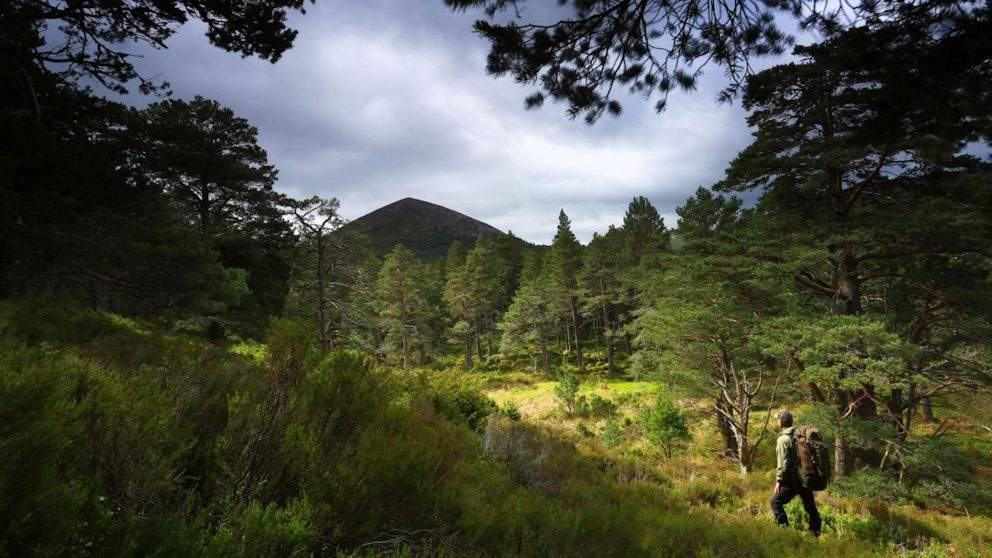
[2,90,294,333]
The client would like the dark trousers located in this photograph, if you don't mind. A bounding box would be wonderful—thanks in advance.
[770,484,821,534]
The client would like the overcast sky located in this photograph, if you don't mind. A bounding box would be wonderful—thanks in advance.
[119,0,791,244]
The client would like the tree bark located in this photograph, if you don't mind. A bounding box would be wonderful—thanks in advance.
[570,298,585,370]
[835,435,852,477]
[832,244,862,315]
[599,277,616,375]
[920,396,935,422]
[715,400,739,458]
[538,335,551,375]
[834,390,854,476]
[316,237,331,351]
[464,331,473,368]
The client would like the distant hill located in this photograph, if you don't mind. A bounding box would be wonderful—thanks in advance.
[345,197,531,260]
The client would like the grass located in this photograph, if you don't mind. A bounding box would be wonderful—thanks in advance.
[469,361,992,557]
[4,304,990,557]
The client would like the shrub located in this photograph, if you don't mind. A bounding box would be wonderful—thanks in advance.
[500,402,522,421]
[831,470,912,506]
[587,394,617,417]
[678,477,742,510]
[223,499,316,557]
[601,418,623,448]
[638,393,692,458]
[554,371,581,416]
[433,387,498,432]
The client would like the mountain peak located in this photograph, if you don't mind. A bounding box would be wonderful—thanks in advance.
[346,198,527,259]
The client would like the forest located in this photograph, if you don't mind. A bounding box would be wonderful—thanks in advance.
[2,0,991,556]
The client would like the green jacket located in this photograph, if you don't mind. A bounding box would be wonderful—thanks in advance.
[775,426,798,485]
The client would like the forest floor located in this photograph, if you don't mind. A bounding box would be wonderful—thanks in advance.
[456,362,992,557]
[4,301,990,557]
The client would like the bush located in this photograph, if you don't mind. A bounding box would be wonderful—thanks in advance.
[500,402,522,421]
[601,418,623,448]
[638,393,691,458]
[554,371,581,416]
[587,394,617,417]
[831,470,912,506]
[433,387,498,432]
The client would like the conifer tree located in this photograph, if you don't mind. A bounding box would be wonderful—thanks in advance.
[580,226,624,375]
[715,22,992,475]
[548,210,585,369]
[500,252,556,374]
[443,244,475,367]
[462,237,503,359]
[674,188,744,249]
[376,245,429,370]
[621,196,669,264]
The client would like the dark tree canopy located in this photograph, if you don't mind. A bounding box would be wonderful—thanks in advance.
[447,0,989,122]
[2,0,312,95]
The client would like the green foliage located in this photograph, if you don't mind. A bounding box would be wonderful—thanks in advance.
[376,245,432,368]
[831,471,913,506]
[222,499,315,557]
[601,417,624,448]
[500,402,522,421]
[431,384,498,432]
[553,370,581,415]
[639,393,692,458]
[6,300,992,556]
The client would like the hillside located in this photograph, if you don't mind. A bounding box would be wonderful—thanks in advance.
[346,197,531,259]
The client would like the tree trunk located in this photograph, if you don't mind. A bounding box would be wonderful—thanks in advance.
[198,186,212,236]
[715,400,739,458]
[832,244,862,315]
[316,238,331,352]
[570,299,585,370]
[920,396,935,422]
[401,332,409,370]
[835,435,852,477]
[599,277,616,375]
[834,390,854,476]
[538,335,551,375]
[809,382,827,403]
[900,382,916,442]
[89,280,99,310]
[464,331,474,368]
[476,331,483,361]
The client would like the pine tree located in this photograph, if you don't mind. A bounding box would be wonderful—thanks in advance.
[548,210,585,370]
[579,226,624,375]
[621,196,669,264]
[376,245,429,370]
[674,187,744,250]
[443,244,475,368]
[500,252,556,374]
[715,23,992,475]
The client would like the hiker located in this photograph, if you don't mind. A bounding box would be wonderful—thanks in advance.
[770,410,822,536]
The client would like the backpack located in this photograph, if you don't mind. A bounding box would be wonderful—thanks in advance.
[792,426,831,491]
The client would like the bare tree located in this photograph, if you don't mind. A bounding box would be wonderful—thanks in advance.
[286,196,345,351]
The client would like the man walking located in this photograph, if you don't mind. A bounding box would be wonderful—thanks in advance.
[770,410,822,536]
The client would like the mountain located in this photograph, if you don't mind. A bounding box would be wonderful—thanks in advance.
[345,197,530,260]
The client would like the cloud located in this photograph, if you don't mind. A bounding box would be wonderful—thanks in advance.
[117,0,764,244]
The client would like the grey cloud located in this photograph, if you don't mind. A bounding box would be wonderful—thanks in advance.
[113,0,769,244]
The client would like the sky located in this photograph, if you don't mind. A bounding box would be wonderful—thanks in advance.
[118,0,786,244]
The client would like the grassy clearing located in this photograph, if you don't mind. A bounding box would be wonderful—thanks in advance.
[469,364,992,557]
